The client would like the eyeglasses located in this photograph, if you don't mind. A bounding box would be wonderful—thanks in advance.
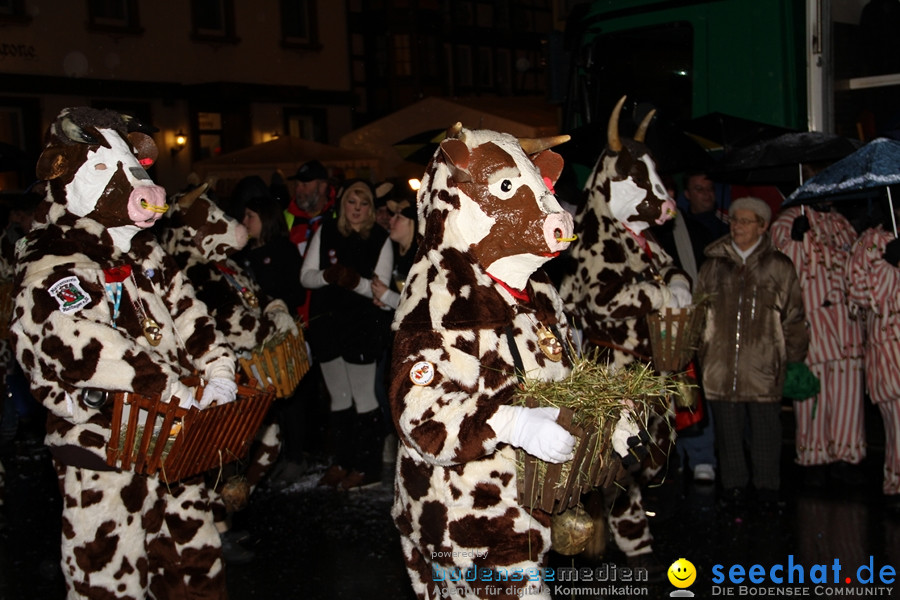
[731,217,761,226]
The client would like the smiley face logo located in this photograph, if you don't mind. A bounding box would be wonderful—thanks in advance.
[667,558,697,589]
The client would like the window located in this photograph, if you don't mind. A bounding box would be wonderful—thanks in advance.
[0,0,29,22]
[280,0,319,49]
[196,112,223,160]
[284,108,326,142]
[87,0,141,33]
[191,0,238,43]
[591,23,693,124]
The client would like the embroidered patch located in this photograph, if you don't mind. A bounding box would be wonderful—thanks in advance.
[49,276,91,314]
[409,361,436,386]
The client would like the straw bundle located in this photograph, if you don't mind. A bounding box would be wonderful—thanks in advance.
[513,353,675,514]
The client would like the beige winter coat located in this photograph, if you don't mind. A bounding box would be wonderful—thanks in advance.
[694,233,809,403]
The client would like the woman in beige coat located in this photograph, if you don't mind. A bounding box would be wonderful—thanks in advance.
[694,197,809,508]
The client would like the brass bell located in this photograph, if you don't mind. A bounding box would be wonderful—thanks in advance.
[141,317,163,346]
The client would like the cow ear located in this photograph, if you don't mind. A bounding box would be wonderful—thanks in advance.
[35,147,70,181]
[128,132,159,168]
[531,150,564,187]
[440,138,470,171]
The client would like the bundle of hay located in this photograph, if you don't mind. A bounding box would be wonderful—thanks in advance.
[513,352,676,514]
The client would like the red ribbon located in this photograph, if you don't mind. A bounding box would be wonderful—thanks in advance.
[103,265,132,283]
[488,274,530,302]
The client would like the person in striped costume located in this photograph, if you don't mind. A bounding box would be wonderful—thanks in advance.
[847,210,900,513]
[771,204,866,487]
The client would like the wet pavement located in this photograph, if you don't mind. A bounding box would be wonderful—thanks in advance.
[0,403,898,600]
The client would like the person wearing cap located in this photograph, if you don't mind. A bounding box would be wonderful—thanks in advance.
[300,178,393,490]
[693,196,809,509]
[285,159,336,259]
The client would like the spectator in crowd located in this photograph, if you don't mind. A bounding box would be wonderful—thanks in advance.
[694,197,809,508]
[285,160,338,324]
[654,174,719,484]
[301,179,393,490]
[771,203,866,487]
[371,190,419,474]
[233,176,312,485]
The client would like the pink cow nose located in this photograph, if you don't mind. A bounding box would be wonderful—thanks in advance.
[543,211,575,253]
[128,184,169,227]
[656,196,678,225]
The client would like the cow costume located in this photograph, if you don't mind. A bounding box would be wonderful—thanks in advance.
[159,186,298,520]
[390,124,581,600]
[10,107,237,599]
[558,97,687,563]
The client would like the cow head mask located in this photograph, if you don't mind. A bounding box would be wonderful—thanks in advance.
[419,123,574,290]
[35,107,167,252]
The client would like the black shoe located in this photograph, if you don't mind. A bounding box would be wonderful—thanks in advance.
[802,465,828,488]
[719,487,747,508]
[830,461,865,486]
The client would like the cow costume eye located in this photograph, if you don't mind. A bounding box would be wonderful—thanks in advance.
[489,177,519,200]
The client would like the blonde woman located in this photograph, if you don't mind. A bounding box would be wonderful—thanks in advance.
[301,179,393,490]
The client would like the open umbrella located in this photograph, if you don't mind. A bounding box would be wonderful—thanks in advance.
[679,111,796,151]
[784,137,900,234]
[712,131,863,189]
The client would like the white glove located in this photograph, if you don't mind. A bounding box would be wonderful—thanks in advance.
[667,279,692,309]
[611,411,650,467]
[490,405,576,463]
[198,377,238,410]
[165,380,198,410]
[265,307,299,337]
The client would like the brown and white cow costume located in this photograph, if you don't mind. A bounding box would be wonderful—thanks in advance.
[559,96,687,563]
[158,187,297,496]
[10,107,237,599]
[390,124,582,600]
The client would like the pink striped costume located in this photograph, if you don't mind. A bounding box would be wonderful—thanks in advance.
[770,206,865,466]
[846,225,900,496]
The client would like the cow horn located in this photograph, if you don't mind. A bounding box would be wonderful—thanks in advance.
[607,95,626,152]
[518,134,571,155]
[60,115,100,145]
[634,108,656,143]
[177,182,209,208]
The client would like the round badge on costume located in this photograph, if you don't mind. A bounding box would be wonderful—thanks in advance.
[410,361,436,386]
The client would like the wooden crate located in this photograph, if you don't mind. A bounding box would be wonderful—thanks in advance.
[105,379,275,483]
[645,306,705,373]
[239,325,310,398]
[516,401,617,515]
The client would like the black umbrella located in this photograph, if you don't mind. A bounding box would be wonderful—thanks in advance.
[679,111,797,150]
[560,115,714,177]
[711,131,863,189]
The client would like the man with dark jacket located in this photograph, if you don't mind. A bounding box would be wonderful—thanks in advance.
[694,197,809,508]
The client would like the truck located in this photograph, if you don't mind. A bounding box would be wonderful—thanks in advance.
[560,0,900,142]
